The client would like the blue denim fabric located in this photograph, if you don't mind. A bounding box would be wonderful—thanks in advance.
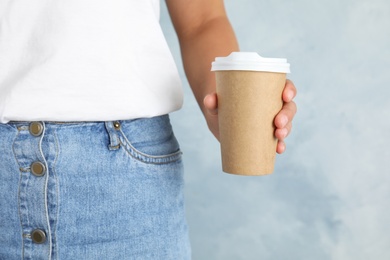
[0,115,191,259]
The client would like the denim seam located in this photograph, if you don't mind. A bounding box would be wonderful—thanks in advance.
[12,128,23,170]
[51,128,60,260]
[117,133,182,165]
[39,122,53,259]
[12,129,25,259]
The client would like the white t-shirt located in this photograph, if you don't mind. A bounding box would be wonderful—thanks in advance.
[0,0,183,123]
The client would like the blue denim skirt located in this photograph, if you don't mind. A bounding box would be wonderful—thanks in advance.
[0,115,191,259]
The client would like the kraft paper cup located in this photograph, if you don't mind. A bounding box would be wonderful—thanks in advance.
[211,52,290,176]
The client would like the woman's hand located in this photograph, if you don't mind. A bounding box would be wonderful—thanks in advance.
[203,79,297,154]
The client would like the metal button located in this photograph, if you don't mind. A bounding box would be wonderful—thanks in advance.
[31,229,46,244]
[29,122,43,137]
[31,161,46,177]
[113,121,121,130]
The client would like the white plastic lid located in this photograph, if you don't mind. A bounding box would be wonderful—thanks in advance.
[211,52,290,73]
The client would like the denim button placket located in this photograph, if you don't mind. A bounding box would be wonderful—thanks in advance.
[12,121,52,258]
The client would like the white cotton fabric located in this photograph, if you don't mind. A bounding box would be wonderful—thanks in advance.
[0,0,183,123]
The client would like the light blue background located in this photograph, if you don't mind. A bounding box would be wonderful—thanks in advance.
[160,1,390,259]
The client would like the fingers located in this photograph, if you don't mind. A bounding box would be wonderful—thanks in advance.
[275,121,292,140]
[275,79,297,154]
[276,140,286,154]
[203,93,218,116]
[274,101,297,129]
[205,80,297,154]
[283,79,297,103]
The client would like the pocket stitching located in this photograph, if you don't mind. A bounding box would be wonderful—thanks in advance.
[118,130,182,165]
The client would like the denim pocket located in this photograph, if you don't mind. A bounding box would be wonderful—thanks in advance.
[117,115,182,164]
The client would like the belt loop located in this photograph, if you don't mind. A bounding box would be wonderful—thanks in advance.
[104,121,120,150]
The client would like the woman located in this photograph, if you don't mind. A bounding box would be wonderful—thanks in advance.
[0,0,297,259]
